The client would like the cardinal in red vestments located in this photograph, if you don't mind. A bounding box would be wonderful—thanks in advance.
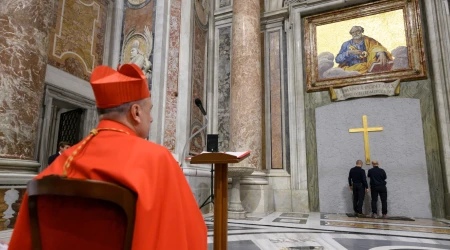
[8,64,207,250]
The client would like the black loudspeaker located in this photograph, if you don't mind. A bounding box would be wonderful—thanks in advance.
[206,134,219,152]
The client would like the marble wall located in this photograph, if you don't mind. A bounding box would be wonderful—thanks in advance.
[316,98,432,218]
[296,0,446,217]
[48,0,109,81]
[305,80,445,217]
[123,0,154,36]
[284,0,450,217]
[163,0,182,152]
[0,0,54,160]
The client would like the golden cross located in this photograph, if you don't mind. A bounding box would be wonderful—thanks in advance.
[349,115,383,165]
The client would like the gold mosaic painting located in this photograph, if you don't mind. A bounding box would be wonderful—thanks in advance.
[303,0,426,92]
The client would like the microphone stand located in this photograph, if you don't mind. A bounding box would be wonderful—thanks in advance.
[179,116,209,167]
[181,99,214,210]
[179,115,214,210]
[199,163,214,209]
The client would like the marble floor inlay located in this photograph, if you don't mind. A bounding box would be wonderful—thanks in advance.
[280,213,310,219]
[334,238,450,250]
[322,213,450,227]
[320,220,450,234]
[205,212,450,249]
[273,218,308,224]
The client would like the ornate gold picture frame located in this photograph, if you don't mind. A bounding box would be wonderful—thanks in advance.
[304,0,426,92]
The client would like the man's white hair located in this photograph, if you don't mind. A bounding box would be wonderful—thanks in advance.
[349,26,364,34]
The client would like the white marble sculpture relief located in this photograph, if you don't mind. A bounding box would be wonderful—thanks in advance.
[129,39,152,78]
[121,26,153,81]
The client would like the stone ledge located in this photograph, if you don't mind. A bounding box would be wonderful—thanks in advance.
[0,173,36,186]
[0,229,12,242]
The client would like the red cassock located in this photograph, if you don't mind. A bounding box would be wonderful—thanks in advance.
[8,120,207,250]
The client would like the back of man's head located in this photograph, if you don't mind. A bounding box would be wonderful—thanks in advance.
[372,160,379,167]
[58,141,71,148]
[356,160,363,166]
[58,141,71,153]
[90,64,153,138]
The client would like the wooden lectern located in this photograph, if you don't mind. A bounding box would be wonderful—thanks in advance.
[189,151,250,250]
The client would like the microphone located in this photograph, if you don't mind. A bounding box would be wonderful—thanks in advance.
[179,98,209,166]
[195,98,207,116]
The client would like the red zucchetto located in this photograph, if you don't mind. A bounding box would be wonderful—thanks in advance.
[90,64,150,108]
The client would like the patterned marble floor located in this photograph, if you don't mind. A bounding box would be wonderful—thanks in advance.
[206,212,450,250]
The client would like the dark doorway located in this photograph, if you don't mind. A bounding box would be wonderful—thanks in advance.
[57,108,84,146]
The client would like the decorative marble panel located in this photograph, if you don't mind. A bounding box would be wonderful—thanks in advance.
[48,0,109,81]
[283,0,306,7]
[162,0,181,151]
[189,22,207,154]
[217,26,232,151]
[261,32,266,169]
[269,32,283,169]
[219,0,232,8]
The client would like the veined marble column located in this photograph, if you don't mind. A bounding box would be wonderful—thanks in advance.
[0,0,53,170]
[230,0,263,169]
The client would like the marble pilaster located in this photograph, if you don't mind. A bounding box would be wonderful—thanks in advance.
[230,0,263,170]
[163,0,182,152]
[175,0,194,164]
[150,0,172,144]
[268,31,283,169]
[108,0,125,67]
[189,21,207,155]
[0,0,53,165]
[423,0,450,218]
[217,26,232,151]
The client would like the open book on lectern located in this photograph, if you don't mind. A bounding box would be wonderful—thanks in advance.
[186,151,250,161]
